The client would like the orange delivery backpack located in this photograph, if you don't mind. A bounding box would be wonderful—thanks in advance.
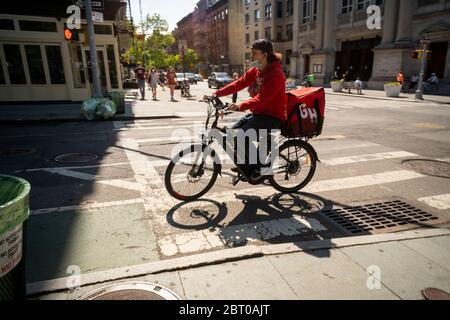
[281,87,326,139]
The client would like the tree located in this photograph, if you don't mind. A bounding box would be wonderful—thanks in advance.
[181,48,200,71]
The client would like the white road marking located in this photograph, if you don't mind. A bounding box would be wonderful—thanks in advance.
[149,169,425,213]
[418,194,450,210]
[158,216,328,256]
[322,151,417,165]
[32,199,145,215]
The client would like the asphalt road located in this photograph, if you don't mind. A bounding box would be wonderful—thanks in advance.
[1,82,449,283]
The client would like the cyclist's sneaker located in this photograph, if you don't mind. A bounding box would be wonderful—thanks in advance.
[231,167,239,173]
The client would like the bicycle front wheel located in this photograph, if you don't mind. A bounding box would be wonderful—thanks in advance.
[165,144,220,201]
[269,140,317,193]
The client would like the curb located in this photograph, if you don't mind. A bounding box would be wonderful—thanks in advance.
[325,91,450,105]
[0,115,181,125]
[26,227,450,296]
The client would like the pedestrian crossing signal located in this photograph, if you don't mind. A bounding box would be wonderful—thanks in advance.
[64,26,79,41]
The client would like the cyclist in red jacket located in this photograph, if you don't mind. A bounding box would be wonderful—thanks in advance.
[209,39,287,177]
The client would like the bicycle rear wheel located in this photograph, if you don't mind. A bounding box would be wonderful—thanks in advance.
[269,140,317,193]
[165,144,220,201]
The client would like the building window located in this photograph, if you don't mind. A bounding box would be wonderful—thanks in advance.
[302,0,310,23]
[69,44,86,88]
[107,45,118,88]
[254,9,260,22]
[45,46,65,84]
[25,45,46,84]
[357,0,370,10]
[286,24,293,40]
[222,11,225,20]
[3,44,26,84]
[19,20,57,32]
[418,0,439,7]
[94,24,113,35]
[265,27,272,40]
[341,0,354,14]
[0,19,14,30]
[287,0,294,16]
[285,49,292,65]
[277,1,283,18]
[245,0,250,5]
[276,25,283,41]
[254,30,259,40]
[245,14,250,25]
[245,33,250,44]
[0,51,5,84]
[265,4,272,19]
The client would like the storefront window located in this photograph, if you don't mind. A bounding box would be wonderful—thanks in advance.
[107,45,118,88]
[25,45,46,84]
[45,46,65,84]
[19,20,57,32]
[0,51,5,84]
[69,44,86,88]
[3,44,26,84]
[0,19,14,30]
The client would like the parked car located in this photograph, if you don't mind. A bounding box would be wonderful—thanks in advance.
[175,73,189,89]
[208,72,233,89]
[194,74,204,82]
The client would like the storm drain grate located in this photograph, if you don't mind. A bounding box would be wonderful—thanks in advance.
[79,282,181,300]
[320,200,444,235]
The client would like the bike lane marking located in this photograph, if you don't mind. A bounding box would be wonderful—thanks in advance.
[418,194,450,210]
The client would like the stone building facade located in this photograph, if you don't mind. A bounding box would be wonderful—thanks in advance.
[288,0,450,90]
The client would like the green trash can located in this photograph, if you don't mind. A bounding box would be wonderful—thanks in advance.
[107,91,125,114]
[0,175,30,300]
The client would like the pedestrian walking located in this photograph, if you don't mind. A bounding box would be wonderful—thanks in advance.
[397,71,405,92]
[232,72,239,103]
[147,67,160,100]
[166,67,177,101]
[159,70,166,91]
[409,73,419,92]
[134,64,146,100]
[355,77,363,95]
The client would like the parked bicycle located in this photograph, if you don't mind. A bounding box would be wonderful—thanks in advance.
[164,93,324,201]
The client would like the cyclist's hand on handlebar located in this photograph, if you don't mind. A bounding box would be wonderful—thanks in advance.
[228,103,240,112]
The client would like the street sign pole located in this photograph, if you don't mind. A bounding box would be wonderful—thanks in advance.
[415,39,430,100]
[85,0,102,98]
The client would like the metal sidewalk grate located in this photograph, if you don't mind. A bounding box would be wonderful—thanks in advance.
[320,200,444,235]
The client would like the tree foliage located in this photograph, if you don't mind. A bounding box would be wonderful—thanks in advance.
[124,14,200,71]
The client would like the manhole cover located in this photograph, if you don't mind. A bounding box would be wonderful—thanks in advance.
[321,200,446,235]
[79,282,181,300]
[54,153,98,164]
[0,148,35,156]
[402,159,450,179]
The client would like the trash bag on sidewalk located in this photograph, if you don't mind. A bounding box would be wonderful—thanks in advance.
[96,98,117,120]
[81,98,117,120]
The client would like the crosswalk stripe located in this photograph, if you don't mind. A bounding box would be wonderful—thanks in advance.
[149,170,425,212]
[418,194,450,210]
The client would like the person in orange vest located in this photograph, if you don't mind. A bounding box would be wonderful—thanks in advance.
[397,71,405,93]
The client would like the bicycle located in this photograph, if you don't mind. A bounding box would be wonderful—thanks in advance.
[164,96,320,201]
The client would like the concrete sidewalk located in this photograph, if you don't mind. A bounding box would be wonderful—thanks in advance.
[1,87,448,124]
[0,89,209,123]
[324,88,450,105]
[30,228,450,300]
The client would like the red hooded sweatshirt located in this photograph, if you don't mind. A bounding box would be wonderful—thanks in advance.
[214,61,287,122]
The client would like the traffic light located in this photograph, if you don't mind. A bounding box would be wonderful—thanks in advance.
[64,25,79,41]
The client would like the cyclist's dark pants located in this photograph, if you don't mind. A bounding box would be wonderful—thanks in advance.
[231,113,281,175]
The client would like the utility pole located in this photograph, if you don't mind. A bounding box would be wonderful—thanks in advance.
[85,0,102,98]
[415,39,430,100]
